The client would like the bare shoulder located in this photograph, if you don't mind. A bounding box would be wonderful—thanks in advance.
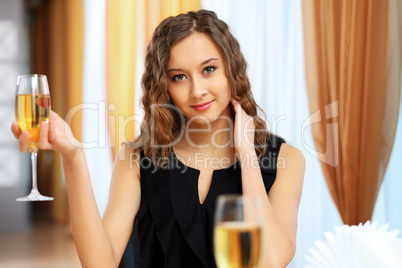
[270,142,305,199]
[278,143,305,173]
[112,144,141,180]
[109,144,141,201]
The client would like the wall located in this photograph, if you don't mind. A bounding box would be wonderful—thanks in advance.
[0,0,31,231]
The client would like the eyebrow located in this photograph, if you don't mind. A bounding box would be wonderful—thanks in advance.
[167,57,219,73]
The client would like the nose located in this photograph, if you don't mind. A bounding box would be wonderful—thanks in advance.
[189,76,207,98]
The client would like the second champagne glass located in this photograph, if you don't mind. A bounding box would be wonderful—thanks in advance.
[15,74,54,201]
[213,195,263,268]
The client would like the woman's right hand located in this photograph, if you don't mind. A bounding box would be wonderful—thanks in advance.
[11,111,81,159]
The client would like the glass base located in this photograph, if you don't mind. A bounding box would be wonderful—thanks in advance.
[16,189,54,202]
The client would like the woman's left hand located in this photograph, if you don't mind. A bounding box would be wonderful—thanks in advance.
[230,98,255,156]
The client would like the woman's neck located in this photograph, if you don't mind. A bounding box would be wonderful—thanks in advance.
[190,119,231,146]
[176,113,234,153]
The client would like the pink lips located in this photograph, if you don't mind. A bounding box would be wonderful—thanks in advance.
[191,100,214,111]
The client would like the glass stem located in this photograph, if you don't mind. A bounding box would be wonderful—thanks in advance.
[31,150,38,191]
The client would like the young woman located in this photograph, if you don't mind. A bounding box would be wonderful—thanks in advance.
[12,10,304,268]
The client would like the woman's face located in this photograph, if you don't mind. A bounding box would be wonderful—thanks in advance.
[166,32,232,126]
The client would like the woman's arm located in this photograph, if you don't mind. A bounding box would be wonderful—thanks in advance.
[231,99,305,268]
[102,147,141,266]
[12,112,141,267]
[64,145,141,267]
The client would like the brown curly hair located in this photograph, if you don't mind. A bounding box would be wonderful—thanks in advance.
[128,9,269,164]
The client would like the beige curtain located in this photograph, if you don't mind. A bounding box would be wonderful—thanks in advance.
[105,0,138,160]
[106,0,200,160]
[31,0,84,226]
[302,0,401,225]
[145,0,201,45]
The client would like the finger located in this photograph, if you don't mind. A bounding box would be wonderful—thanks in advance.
[11,122,21,139]
[19,130,30,153]
[230,98,241,113]
[39,121,50,150]
[231,98,249,118]
[49,110,62,121]
[245,116,256,129]
[47,113,59,144]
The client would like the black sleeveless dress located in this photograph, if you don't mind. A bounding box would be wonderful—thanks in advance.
[125,136,285,268]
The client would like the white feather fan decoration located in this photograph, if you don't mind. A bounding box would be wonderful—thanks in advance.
[304,221,402,268]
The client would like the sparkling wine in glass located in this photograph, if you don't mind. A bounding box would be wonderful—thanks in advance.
[213,195,263,268]
[15,74,53,201]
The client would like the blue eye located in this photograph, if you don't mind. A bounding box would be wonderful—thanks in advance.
[204,66,216,74]
[172,74,186,82]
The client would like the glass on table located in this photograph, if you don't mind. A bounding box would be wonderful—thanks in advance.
[213,195,263,268]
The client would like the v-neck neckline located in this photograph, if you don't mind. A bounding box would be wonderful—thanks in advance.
[171,150,240,205]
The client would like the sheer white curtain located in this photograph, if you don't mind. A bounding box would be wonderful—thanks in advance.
[202,0,402,267]
[82,0,146,217]
[82,0,112,217]
[373,102,402,231]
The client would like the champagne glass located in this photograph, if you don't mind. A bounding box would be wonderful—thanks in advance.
[15,74,54,201]
[213,195,263,268]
